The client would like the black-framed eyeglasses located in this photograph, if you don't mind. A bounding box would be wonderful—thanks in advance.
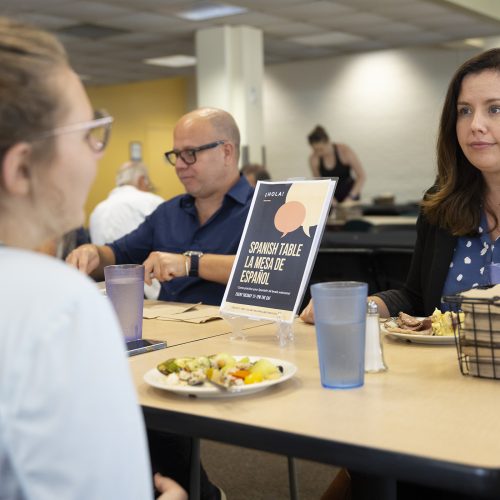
[164,140,225,166]
[34,109,113,153]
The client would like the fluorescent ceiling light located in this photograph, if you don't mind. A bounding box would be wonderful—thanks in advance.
[464,38,485,48]
[442,37,486,50]
[290,32,366,47]
[175,2,247,21]
[144,55,197,67]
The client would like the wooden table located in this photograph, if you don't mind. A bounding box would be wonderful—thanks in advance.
[131,318,500,498]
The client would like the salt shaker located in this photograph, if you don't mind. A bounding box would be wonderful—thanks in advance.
[364,300,387,373]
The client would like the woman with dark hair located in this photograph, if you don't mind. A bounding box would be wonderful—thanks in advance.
[371,47,500,319]
[303,48,500,319]
[306,47,500,500]
[0,16,184,500]
[307,125,366,202]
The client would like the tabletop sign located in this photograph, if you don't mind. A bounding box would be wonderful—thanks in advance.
[221,179,336,323]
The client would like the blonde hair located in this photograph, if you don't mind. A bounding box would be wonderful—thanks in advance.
[0,17,68,164]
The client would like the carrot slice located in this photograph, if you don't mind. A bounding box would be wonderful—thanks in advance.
[232,369,251,379]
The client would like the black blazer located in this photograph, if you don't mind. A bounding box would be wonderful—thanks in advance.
[375,214,457,316]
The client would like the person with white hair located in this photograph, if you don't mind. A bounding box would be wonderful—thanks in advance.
[89,160,164,246]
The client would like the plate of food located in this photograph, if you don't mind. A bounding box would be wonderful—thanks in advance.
[143,353,297,398]
[381,310,462,345]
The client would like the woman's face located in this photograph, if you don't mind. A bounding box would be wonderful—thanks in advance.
[456,69,500,178]
[35,67,100,238]
[311,140,330,157]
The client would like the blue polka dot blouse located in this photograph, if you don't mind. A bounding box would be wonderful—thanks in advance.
[442,212,500,298]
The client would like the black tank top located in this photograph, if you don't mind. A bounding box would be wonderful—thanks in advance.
[318,144,354,202]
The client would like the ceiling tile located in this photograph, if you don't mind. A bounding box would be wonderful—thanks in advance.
[229,0,308,10]
[315,12,393,29]
[102,12,191,33]
[2,0,499,83]
[41,1,135,21]
[11,12,75,30]
[280,1,357,19]
[263,21,325,37]
[374,2,456,19]
[0,0,73,10]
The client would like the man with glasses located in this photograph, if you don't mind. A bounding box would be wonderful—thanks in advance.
[67,107,253,308]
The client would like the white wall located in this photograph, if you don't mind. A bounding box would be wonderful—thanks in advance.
[263,46,479,203]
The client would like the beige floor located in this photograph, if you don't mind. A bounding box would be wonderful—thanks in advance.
[201,440,340,500]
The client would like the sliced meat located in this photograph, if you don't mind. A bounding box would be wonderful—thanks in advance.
[391,313,434,335]
[397,312,423,327]
[386,325,433,336]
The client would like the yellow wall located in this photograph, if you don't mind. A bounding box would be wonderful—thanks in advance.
[84,77,188,221]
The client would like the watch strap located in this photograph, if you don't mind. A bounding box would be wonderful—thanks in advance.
[183,251,203,277]
[188,253,199,277]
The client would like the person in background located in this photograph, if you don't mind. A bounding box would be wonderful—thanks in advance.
[67,107,253,306]
[302,47,500,500]
[307,125,366,203]
[89,160,165,298]
[89,160,164,246]
[241,162,271,187]
[0,16,184,500]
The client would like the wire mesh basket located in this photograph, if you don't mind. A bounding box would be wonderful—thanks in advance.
[443,293,500,379]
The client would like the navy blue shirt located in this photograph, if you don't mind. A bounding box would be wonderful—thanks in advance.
[109,176,254,305]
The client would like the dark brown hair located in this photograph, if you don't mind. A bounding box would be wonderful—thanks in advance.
[241,163,271,181]
[0,17,68,166]
[423,48,500,235]
[307,125,329,145]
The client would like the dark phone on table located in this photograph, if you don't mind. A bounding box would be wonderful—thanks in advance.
[126,339,166,357]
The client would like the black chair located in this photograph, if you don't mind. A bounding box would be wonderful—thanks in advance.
[301,248,378,311]
[343,219,374,232]
[372,248,414,291]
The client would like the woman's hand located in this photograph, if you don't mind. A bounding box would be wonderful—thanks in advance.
[155,473,188,500]
[300,299,315,324]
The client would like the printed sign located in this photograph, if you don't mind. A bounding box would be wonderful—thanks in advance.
[221,179,336,322]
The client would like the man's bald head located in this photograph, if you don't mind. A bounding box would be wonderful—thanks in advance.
[177,108,240,162]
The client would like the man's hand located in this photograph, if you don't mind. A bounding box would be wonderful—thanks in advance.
[300,298,315,324]
[143,251,187,285]
[66,244,101,274]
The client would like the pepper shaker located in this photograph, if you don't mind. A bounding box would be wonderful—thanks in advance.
[365,300,387,373]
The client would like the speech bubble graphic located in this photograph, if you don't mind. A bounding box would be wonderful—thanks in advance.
[274,200,306,237]
[285,182,330,236]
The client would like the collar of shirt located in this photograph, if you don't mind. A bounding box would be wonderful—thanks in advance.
[179,174,254,211]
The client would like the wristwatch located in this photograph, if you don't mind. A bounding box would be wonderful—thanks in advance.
[183,251,204,277]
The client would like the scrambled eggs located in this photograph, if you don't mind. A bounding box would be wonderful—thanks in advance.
[430,308,464,336]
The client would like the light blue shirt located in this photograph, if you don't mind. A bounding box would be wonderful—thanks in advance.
[0,248,153,500]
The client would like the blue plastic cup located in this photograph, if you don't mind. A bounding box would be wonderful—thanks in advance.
[104,264,144,342]
[311,281,368,389]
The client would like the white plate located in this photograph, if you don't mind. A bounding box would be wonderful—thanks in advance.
[381,319,455,345]
[143,356,297,399]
